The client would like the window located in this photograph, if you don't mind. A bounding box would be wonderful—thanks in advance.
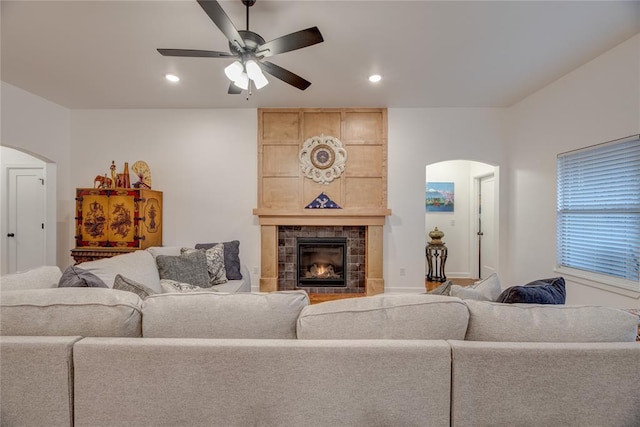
[556,135,640,292]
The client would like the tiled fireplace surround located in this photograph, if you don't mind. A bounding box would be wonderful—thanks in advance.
[278,226,365,294]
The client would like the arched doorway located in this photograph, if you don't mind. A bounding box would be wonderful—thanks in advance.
[1,146,57,274]
[425,160,498,280]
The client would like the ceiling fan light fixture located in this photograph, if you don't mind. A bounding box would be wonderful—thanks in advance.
[246,60,268,89]
[233,72,250,90]
[252,72,269,89]
[224,60,244,81]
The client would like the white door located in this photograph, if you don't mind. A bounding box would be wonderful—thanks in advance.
[478,174,497,279]
[7,168,45,273]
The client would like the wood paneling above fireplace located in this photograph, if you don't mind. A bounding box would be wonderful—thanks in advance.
[254,108,390,295]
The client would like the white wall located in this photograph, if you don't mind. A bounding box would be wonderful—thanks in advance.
[1,82,70,268]
[386,108,508,292]
[70,109,261,285]
[508,34,640,307]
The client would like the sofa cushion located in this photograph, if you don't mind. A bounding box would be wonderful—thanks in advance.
[0,288,143,337]
[77,250,161,293]
[450,273,501,301]
[195,240,242,280]
[297,294,469,340]
[464,300,639,342]
[113,274,157,299]
[142,291,309,339]
[156,251,210,287]
[182,245,227,285]
[0,266,62,291]
[58,265,108,288]
[497,277,566,304]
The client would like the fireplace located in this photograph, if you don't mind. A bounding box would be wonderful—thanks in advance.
[277,226,365,294]
[297,237,347,287]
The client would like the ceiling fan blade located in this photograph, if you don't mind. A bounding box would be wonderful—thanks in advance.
[197,0,245,50]
[228,82,242,94]
[157,49,236,58]
[258,27,323,58]
[260,61,311,91]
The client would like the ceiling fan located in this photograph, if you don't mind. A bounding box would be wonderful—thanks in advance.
[157,0,324,94]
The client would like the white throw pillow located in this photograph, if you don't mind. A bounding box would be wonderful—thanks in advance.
[450,273,501,302]
[77,250,161,293]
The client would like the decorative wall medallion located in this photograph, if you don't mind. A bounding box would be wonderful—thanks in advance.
[299,134,347,184]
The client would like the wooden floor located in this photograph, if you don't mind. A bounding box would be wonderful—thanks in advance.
[309,278,477,304]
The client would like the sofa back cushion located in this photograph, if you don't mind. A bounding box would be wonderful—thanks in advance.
[297,294,470,340]
[142,291,309,339]
[77,249,161,293]
[465,300,639,342]
[0,266,62,291]
[0,288,143,337]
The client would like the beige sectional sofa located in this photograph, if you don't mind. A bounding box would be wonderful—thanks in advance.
[1,277,639,426]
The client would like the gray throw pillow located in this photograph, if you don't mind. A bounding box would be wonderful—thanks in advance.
[195,240,242,280]
[113,274,157,299]
[58,265,108,288]
[450,273,502,302]
[496,277,566,304]
[182,245,227,286]
[427,280,452,296]
[156,251,210,287]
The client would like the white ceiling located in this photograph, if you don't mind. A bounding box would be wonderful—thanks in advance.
[2,0,639,109]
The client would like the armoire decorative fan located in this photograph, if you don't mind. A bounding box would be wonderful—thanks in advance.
[157,0,324,94]
[132,161,152,189]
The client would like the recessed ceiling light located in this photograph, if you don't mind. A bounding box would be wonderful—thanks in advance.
[369,74,382,83]
[165,74,180,83]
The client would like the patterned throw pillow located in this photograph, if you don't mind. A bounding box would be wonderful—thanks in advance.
[182,245,227,286]
[427,280,452,296]
[58,265,108,288]
[113,274,157,299]
[195,240,242,280]
[156,251,210,287]
[160,279,220,293]
[450,273,502,301]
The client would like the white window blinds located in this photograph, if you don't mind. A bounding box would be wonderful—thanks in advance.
[557,135,640,287]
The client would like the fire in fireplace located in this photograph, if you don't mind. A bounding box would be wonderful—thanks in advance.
[297,237,347,287]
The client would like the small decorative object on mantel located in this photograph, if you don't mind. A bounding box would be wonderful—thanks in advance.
[428,227,445,245]
[131,160,152,189]
[116,162,131,188]
[299,134,347,184]
[305,192,341,209]
[93,174,113,189]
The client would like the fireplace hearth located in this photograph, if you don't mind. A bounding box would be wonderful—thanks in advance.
[297,238,347,287]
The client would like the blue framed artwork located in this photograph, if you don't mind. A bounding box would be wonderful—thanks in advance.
[426,182,454,212]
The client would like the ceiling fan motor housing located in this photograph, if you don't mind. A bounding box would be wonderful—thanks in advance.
[230,30,266,55]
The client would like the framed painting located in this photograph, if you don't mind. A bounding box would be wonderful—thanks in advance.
[426,182,454,212]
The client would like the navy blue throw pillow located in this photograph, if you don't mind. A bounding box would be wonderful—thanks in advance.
[496,277,566,304]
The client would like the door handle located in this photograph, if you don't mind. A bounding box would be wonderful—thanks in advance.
[7,233,15,237]
[477,232,484,236]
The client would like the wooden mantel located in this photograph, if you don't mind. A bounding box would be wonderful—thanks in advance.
[255,108,390,295]
[253,208,391,226]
